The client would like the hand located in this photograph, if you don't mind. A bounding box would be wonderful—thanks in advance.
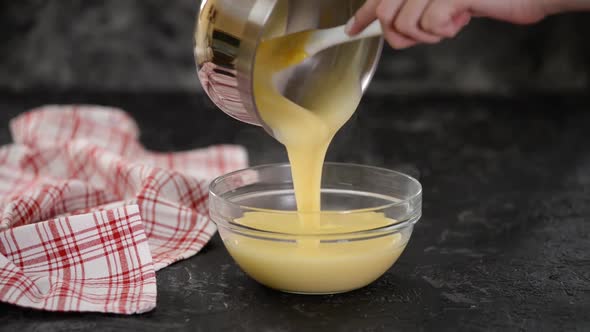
[346,0,551,49]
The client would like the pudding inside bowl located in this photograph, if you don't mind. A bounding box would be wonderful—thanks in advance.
[209,163,422,294]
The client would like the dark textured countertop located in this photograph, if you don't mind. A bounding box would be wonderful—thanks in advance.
[0,92,588,331]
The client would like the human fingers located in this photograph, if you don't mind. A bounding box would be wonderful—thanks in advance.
[346,0,381,35]
[376,0,420,49]
[421,0,471,38]
[394,0,443,43]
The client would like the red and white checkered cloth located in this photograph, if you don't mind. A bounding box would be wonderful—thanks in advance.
[0,106,248,314]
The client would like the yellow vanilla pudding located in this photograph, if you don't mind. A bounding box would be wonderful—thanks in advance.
[225,211,408,294]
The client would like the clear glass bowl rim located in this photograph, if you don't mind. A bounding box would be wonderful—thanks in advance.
[209,162,423,237]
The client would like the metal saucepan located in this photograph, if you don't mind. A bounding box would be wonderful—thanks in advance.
[194,0,383,136]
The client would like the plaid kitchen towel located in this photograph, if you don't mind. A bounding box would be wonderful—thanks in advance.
[0,106,248,314]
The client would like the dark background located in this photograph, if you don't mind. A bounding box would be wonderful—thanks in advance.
[1,0,589,95]
[0,1,589,331]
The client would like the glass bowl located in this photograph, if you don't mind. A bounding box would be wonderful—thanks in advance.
[209,162,422,294]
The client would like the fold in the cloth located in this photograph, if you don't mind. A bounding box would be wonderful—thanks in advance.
[0,106,248,314]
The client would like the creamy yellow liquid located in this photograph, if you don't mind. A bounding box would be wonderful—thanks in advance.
[227,212,406,294]
[223,25,407,294]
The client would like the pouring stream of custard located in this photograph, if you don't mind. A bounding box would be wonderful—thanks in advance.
[224,26,407,294]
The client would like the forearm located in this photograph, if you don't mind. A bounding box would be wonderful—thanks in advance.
[543,0,590,15]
